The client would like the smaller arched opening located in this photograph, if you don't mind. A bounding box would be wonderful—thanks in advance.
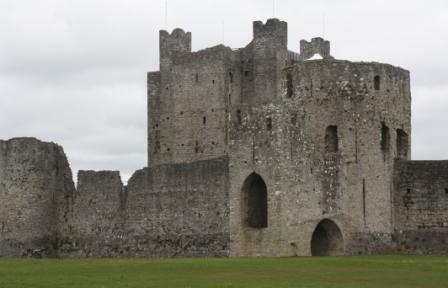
[266,117,273,131]
[286,72,293,98]
[310,219,344,256]
[325,125,338,153]
[374,75,381,90]
[242,173,268,229]
[236,110,242,125]
[381,122,390,154]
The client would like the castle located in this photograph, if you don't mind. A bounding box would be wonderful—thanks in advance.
[1,19,448,258]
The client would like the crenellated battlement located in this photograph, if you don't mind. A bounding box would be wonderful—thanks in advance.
[253,18,287,47]
[159,28,192,60]
[299,37,333,60]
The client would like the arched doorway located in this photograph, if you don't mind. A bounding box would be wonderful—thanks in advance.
[242,173,268,228]
[310,219,344,256]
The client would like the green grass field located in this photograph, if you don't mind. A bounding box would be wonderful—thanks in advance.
[0,255,447,288]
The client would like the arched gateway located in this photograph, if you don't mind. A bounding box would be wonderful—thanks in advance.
[310,219,344,256]
[242,173,268,228]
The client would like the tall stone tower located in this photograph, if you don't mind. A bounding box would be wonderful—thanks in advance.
[147,18,411,256]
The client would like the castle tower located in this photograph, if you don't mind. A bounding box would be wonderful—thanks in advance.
[147,19,412,257]
[240,19,288,105]
[3,18,448,260]
[299,37,333,60]
[227,33,411,256]
[148,27,236,168]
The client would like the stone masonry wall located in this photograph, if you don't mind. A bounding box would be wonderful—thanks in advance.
[0,138,75,257]
[393,160,448,255]
[149,28,236,167]
[0,138,229,258]
[56,157,230,258]
[126,157,230,258]
[148,20,412,257]
[58,171,126,257]
[228,59,410,256]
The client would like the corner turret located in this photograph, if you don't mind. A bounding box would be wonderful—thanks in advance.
[253,18,287,47]
[159,28,192,70]
[299,37,333,60]
[242,19,288,105]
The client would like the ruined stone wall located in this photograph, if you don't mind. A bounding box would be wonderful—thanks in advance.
[0,138,75,257]
[0,137,229,258]
[228,59,410,256]
[126,157,230,258]
[393,160,448,255]
[56,158,229,258]
[58,171,126,258]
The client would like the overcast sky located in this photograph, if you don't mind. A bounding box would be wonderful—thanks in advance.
[1,0,447,182]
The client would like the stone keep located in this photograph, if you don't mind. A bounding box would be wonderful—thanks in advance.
[1,19,448,258]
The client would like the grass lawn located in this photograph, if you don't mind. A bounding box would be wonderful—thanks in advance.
[0,255,447,288]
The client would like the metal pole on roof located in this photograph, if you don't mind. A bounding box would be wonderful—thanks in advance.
[322,11,326,38]
[222,19,225,44]
[165,0,168,30]
[273,0,276,17]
